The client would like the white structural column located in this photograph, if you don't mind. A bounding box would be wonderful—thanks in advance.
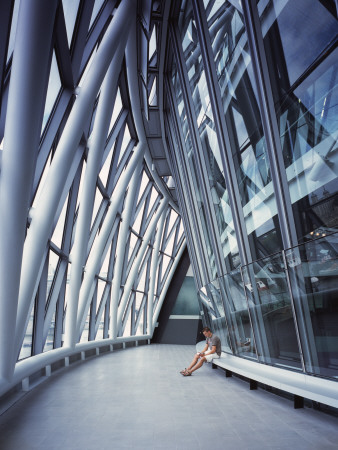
[0,0,58,380]
[13,0,135,361]
[146,209,166,336]
[110,161,143,340]
[76,144,145,338]
[64,43,128,348]
[116,199,168,329]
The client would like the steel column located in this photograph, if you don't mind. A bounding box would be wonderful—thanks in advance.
[64,43,128,348]
[110,160,143,340]
[13,0,135,360]
[76,144,145,337]
[147,209,166,336]
[0,0,58,380]
[116,199,168,328]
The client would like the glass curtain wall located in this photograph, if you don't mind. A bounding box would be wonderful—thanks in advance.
[178,3,240,272]
[204,0,283,260]
[260,0,338,244]
[166,0,338,379]
[171,55,218,280]
[259,0,338,377]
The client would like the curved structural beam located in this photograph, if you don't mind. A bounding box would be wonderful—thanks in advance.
[0,0,58,380]
[65,33,131,348]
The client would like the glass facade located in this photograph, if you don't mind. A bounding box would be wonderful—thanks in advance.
[165,0,338,382]
[261,0,338,245]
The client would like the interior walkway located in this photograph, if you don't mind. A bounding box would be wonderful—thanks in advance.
[0,344,337,449]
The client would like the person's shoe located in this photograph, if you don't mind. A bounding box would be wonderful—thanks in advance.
[183,370,192,376]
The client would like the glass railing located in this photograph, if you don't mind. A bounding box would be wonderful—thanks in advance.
[285,233,338,378]
[199,233,338,380]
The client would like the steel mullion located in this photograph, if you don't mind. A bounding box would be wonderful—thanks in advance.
[43,259,67,343]
[112,139,136,188]
[32,254,49,356]
[159,257,173,292]
[88,281,97,341]
[172,217,181,257]
[103,297,110,338]
[63,161,82,252]
[192,0,252,269]
[138,185,152,236]
[136,185,152,221]
[87,199,112,256]
[170,22,225,280]
[54,273,67,348]
[144,192,161,224]
[241,0,298,249]
[166,76,211,285]
[103,111,128,173]
[163,214,180,251]
[134,294,147,333]
[120,291,135,336]
[161,209,171,250]
[55,4,75,89]
[33,89,74,196]
[94,282,110,335]
[135,246,152,287]
[164,108,202,287]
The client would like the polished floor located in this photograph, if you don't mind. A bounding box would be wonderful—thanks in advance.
[0,344,337,449]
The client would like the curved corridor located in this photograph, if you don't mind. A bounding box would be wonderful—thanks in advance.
[0,344,337,450]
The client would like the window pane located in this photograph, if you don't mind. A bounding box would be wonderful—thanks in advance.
[261,0,338,243]
[242,253,301,369]
[205,0,283,261]
[286,233,338,377]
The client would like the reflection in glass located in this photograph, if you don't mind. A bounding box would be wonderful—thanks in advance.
[261,0,338,243]
[179,2,240,270]
[286,233,338,377]
[204,0,283,261]
[242,253,301,368]
[199,282,231,352]
[171,58,217,279]
[221,270,257,359]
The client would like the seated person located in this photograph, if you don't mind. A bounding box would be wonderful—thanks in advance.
[180,327,221,376]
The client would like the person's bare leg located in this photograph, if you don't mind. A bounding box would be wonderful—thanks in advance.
[187,353,200,371]
[188,356,206,373]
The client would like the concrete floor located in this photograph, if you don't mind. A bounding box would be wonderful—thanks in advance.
[0,344,337,449]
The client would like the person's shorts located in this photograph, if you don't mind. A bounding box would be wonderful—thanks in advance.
[204,353,220,363]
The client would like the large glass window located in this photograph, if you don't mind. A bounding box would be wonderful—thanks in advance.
[286,233,338,377]
[221,269,257,360]
[178,2,240,271]
[171,58,217,280]
[261,0,338,243]
[242,253,302,368]
[204,0,283,261]
[199,281,232,352]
